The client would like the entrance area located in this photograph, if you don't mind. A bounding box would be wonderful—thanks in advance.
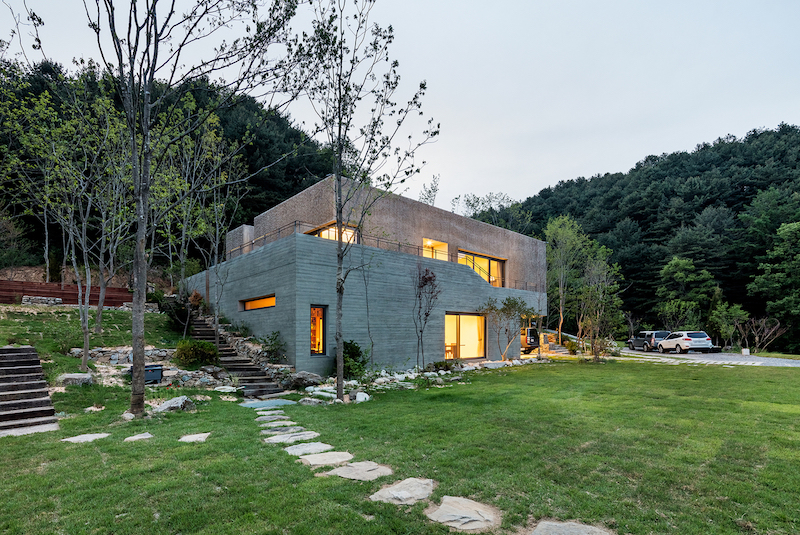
[445,313,486,360]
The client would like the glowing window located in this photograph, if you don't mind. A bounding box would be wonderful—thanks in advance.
[242,295,276,311]
[311,306,326,354]
[458,251,505,287]
[422,238,448,260]
[309,224,357,244]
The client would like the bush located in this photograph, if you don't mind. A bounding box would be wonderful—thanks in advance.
[174,339,219,368]
[343,340,369,379]
[161,297,191,333]
[260,331,286,363]
[425,360,461,372]
[564,340,579,355]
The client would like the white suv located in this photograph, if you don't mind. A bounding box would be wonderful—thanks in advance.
[658,331,713,354]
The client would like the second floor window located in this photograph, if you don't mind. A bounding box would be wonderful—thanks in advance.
[458,251,504,287]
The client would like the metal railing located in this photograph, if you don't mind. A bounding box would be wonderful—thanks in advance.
[227,220,545,293]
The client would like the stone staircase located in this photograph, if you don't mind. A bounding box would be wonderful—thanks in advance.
[0,346,59,437]
[190,318,282,398]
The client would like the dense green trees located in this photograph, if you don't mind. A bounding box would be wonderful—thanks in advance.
[478,124,800,351]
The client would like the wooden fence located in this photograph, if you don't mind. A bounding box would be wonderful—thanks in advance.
[0,281,132,307]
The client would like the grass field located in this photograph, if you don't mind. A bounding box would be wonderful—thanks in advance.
[1,361,799,534]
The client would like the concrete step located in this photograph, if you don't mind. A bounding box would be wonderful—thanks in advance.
[0,373,46,384]
[0,388,50,402]
[0,415,59,431]
[0,357,43,368]
[0,380,48,392]
[0,396,54,412]
[0,405,56,422]
[0,347,38,355]
[0,365,43,376]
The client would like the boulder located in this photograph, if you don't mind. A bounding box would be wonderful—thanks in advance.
[281,371,324,390]
[298,397,326,406]
[57,373,93,386]
[153,395,196,413]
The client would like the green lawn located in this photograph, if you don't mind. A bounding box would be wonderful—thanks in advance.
[1,362,799,534]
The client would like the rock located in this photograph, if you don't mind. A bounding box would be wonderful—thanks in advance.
[298,398,327,406]
[434,377,444,385]
[200,365,222,374]
[62,433,110,443]
[425,496,501,531]
[256,410,285,416]
[255,415,290,422]
[263,431,320,444]
[447,375,463,382]
[214,386,237,393]
[121,411,135,421]
[369,477,436,505]
[312,391,337,399]
[153,396,196,413]
[325,461,393,481]
[281,371,324,390]
[284,442,334,456]
[482,361,507,370]
[260,426,306,435]
[124,432,154,442]
[57,373,93,386]
[299,451,353,467]
[259,421,297,427]
[531,521,615,535]
[178,432,211,443]
[355,392,371,403]
[239,399,297,409]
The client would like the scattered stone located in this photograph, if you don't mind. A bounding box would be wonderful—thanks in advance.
[255,415,290,422]
[281,371,324,390]
[62,433,110,443]
[84,405,105,413]
[178,432,211,443]
[256,410,285,416]
[260,426,306,435]
[298,397,327,406]
[153,396,196,413]
[354,392,371,403]
[261,421,298,428]
[325,461,393,481]
[57,373,93,386]
[192,395,212,401]
[214,386,237,393]
[263,431,320,444]
[312,391,337,399]
[531,521,615,535]
[124,432,154,442]
[219,395,238,402]
[369,478,435,505]
[425,496,501,532]
[121,411,136,421]
[482,361,507,370]
[299,451,353,467]
[240,399,297,409]
[284,442,334,456]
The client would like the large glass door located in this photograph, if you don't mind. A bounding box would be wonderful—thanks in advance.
[445,313,485,359]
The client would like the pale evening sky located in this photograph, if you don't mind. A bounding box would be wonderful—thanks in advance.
[5,0,800,210]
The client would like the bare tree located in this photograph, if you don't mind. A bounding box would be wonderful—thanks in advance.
[735,317,788,354]
[411,263,441,369]
[480,296,536,361]
[303,0,438,399]
[419,174,439,206]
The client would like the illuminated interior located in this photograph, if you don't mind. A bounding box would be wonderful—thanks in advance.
[445,313,485,359]
[310,306,325,354]
[458,251,504,287]
[422,238,448,260]
[242,295,276,311]
[309,223,357,244]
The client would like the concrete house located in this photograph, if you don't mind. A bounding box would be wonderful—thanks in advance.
[185,177,546,375]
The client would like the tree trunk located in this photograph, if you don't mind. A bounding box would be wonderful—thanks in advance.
[94,263,107,334]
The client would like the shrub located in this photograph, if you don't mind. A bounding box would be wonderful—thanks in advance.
[425,359,461,372]
[260,331,286,364]
[161,297,191,333]
[564,340,579,355]
[343,340,369,379]
[174,339,219,368]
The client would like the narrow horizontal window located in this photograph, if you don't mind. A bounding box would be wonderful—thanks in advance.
[242,295,276,311]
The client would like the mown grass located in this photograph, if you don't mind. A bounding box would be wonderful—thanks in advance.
[0,306,182,379]
[1,362,799,534]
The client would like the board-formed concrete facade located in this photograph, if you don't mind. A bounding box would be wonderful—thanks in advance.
[185,178,546,375]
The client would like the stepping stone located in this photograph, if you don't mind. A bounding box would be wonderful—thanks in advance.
[214,386,237,392]
[299,451,353,467]
[260,426,306,435]
[240,399,296,409]
[284,442,334,456]
[255,415,290,422]
[370,477,435,505]
[264,431,320,444]
[325,461,393,481]
[62,433,110,443]
[179,432,211,443]
[256,410,285,416]
[425,496,501,531]
[531,521,615,534]
[260,421,298,428]
[124,432,154,442]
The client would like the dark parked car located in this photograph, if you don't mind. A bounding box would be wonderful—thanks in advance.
[627,330,671,352]
[520,327,540,354]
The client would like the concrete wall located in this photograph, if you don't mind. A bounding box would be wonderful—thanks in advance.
[188,232,546,375]
[226,176,546,291]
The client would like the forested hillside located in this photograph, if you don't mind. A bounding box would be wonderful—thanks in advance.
[486,124,800,350]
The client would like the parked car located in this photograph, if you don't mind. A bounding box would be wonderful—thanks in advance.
[627,330,670,352]
[520,327,540,354]
[657,331,713,353]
